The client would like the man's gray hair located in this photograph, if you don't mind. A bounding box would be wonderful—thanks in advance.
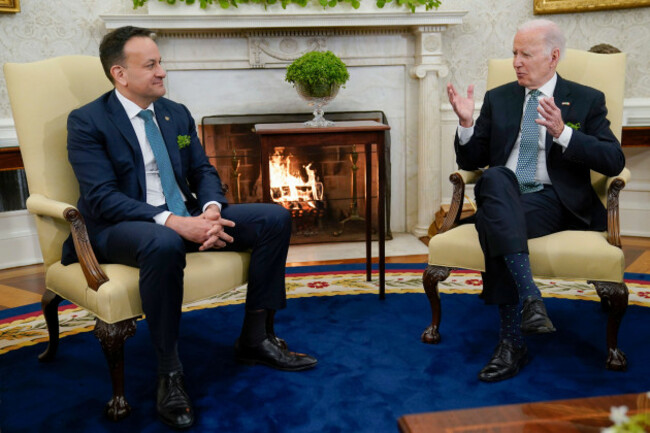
[517,19,566,59]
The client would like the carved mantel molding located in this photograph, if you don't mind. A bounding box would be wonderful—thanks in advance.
[101,10,466,70]
[101,11,466,32]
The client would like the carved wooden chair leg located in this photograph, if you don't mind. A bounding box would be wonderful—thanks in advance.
[94,318,137,421]
[38,289,63,362]
[590,280,628,371]
[421,265,451,344]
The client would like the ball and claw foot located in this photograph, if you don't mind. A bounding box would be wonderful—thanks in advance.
[421,325,441,344]
[105,396,131,421]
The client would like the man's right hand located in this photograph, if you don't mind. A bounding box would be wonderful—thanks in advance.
[447,83,475,128]
[164,214,220,245]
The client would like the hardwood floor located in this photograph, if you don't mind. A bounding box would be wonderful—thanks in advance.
[0,236,648,312]
[0,263,45,310]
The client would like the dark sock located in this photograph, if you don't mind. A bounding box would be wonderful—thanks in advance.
[240,309,268,347]
[157,343,183,375]
[499,304,525,349]
[266,309,277,336]
[503,252,541,303]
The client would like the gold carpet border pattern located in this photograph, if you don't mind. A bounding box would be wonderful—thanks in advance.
[1,270,649,355]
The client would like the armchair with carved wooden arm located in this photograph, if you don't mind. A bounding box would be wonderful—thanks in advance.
[421,167,631,371]
[420,48,630,372]
[5,55,250,421]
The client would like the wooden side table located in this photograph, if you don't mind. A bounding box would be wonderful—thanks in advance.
[398,392,648,433]
[254,120,391,299]
[0,147,23,171]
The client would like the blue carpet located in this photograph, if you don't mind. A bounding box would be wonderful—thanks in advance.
[1,290,649,432]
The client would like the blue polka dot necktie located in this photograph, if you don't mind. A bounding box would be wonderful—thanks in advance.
[137,109,190,217]
[515,89,543,194]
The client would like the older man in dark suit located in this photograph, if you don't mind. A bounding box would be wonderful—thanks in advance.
[446,19,625,382]
[63,26,316,429]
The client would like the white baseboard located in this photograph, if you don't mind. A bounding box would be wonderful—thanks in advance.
[0,118,18,148]
[623,98,650,126]
[0,210,43,270]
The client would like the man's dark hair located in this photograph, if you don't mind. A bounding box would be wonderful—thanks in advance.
[99,26,155,83]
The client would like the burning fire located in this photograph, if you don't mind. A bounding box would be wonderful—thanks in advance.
[269,150,323,204]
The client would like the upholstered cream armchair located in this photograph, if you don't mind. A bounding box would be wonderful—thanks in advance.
[4,56,251,420]
[422,49,630,371]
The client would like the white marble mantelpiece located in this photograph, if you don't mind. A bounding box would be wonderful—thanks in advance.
[102,11,465,31]
[100,9,466,236]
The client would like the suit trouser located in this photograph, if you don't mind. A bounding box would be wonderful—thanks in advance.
[473,166,581,305]
[93,203,292,363]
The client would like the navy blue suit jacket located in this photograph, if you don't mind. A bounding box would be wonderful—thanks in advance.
[454,75,625,230]
[62,90,227,264]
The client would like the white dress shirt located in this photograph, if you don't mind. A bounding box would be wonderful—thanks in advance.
[457,73,573,186]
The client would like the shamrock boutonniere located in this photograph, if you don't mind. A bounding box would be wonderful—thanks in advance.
[566,122,581,131]
[177,135,191,149]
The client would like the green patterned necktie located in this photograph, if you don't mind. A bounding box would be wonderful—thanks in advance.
[137,109,190,216]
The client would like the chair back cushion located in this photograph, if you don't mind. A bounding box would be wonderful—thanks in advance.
[4,56,113,266]
[486,49,626,206]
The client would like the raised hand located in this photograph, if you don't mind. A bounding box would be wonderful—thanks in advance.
[447,83,475,128]
[536,97,565,139]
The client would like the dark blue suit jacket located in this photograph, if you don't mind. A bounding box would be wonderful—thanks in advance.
[62,90,227,264]
[454,75,625,230]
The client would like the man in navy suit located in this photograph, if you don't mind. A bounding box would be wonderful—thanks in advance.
[64,26,317,429]
[446,19,625,382]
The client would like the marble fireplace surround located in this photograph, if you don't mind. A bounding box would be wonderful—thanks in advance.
[101,8,467,236]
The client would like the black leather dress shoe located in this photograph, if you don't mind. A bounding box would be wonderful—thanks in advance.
[235,337,318,371]
[267,332,288,351]
[157,372,194,429]
[478,340,528,382]
[521,298,556,335]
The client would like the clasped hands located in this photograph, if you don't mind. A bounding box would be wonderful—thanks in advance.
[446,83,566,138]
[165,204,235,251]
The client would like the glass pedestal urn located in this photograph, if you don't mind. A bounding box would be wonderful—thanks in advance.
[295,82,340,127]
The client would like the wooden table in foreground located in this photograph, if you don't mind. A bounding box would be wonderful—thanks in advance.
[398,393,649,433]
[254,120,390,298]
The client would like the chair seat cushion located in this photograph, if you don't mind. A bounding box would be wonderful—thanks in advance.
[428,224,625,282]
[46,251,250,324]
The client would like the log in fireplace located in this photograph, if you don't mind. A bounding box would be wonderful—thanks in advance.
[200,111,391,244]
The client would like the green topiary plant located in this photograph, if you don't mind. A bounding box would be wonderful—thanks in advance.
[285,51,349,98]
[133,0,442,14]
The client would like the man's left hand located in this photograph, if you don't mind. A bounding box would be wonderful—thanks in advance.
[201,204,223,222]
[536,97,565,138]
[200,204,235,251]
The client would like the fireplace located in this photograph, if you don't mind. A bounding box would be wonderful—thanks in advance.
[101,10,467,237]
[200,112,391,244]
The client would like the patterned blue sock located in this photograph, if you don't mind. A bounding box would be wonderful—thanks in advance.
[499,304,525,348]
[504,252,541,303]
